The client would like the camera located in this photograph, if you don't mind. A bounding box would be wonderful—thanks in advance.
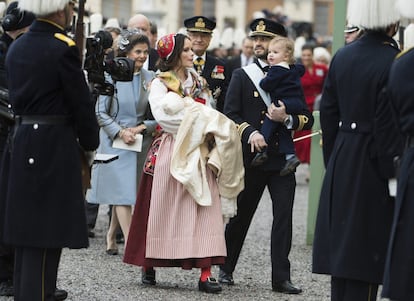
[84,30,134,96]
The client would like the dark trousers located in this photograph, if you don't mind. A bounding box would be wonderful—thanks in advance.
[331,277,379,301]
[0,131,13,284]
[221,167,295,283]
[0,243,13,282]
[85,201,99,230]
[14,247,61,301]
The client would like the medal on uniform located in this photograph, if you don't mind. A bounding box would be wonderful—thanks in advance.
[211,65,225,79]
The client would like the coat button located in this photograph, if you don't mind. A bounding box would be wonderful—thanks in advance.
[33,123,39,129]
[28,158,35,164]
[351,122,357,129]
[339,121,342,127]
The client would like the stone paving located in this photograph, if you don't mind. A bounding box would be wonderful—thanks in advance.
[0,165,389,300]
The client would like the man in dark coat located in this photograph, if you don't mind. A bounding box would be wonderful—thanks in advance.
[184,16,228,112]
[219,18,313,294]
[0,1,35,297]
[312,0,402,299]
[381,44,414,301]
[0,1,35,165]
[225,36,254,81]
[381,2,414,300]
[0,0,99,299]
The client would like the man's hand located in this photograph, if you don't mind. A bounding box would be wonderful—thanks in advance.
[266,101,288,123]
[249,132,267,153]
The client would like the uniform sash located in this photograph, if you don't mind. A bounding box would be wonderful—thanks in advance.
[242,64,271,107]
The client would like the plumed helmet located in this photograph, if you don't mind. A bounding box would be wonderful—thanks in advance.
[18,0,76,16]
[396,0,414,18]
[347,0,400,29]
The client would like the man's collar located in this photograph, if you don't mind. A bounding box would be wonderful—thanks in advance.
[193,53,206,62]
[257,58,268,68]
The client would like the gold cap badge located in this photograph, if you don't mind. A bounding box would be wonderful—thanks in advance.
[256,21,266,32]
[195,18,206,29]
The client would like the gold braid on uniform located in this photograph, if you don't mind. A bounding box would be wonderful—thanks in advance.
[54,33,75,47]
[237,122,250,138]
[296,115,309,131]
[395,47,411,59]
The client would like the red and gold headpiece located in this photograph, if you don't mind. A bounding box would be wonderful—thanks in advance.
[157,33,176,60]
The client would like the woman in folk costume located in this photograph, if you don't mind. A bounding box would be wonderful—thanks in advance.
[312,0,402,300]
[123,33,244,294]
[382,1,414,300]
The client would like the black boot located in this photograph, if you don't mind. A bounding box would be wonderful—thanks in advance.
[198,277,222,293]
[280,156,300,176]
[251,150,268,167]
[141,268,156,285]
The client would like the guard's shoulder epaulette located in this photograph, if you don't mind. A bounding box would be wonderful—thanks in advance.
[396,47,414,59]
[54,33,75,47]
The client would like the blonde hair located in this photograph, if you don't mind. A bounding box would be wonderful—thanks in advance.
[269,37,295,65]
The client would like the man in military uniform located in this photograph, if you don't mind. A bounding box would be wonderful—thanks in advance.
[312,0,402,299]
[0,3,35,296]
[0,0,99,299]
[184,16,228,112]
[382,2,414,301]
[219,18,313,294]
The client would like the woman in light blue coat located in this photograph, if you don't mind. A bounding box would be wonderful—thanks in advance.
[87,30,156,254]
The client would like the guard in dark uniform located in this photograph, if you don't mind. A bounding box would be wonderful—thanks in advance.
[0,2,35,297]
[184,16,228,112]
[312,0,402,300]
[0,0,99,300]
[382,46,414,301]
[219,18,313,294]
[382,1,414,300]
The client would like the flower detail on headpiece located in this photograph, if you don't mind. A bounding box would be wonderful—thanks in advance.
[157,34,176,60]
[118,28,143,50]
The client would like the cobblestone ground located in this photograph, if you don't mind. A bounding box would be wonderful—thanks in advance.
[0,165,389,301]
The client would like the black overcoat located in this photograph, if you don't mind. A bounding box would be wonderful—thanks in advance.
[312,31,401,283]
[0,20,99,249]
[225,54,241,81]
[382,47,414,300]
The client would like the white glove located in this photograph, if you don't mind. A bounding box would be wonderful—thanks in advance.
[221,196,237,224]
